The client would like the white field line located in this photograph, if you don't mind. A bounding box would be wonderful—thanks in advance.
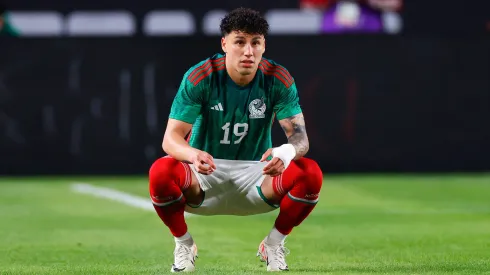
[71,182,194,217]
[71,183,489,216]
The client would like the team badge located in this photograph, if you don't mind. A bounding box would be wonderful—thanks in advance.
[249,98,266,119]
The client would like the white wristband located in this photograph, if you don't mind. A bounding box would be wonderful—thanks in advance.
[271,144,297,169]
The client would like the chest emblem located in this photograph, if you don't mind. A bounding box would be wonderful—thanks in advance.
[249,98,266,119]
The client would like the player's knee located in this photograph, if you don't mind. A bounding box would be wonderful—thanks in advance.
[149,157,181,188]
[294,158,323,193]
[149,157,185,205]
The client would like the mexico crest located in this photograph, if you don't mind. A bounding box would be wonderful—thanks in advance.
[249,98,266,119]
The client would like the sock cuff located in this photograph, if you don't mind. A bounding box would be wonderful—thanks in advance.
[175,232,192,241]
[273,174,287,197]
[180,162,192,191]
[268,227,288,243]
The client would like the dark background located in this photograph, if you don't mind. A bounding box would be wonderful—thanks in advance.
[1,36,489,174]
[3,0,490,35]
[1,1,489,175]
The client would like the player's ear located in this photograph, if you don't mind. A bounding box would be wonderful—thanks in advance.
[221,37,227,53]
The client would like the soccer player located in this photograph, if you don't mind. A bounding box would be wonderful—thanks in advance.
[149,7,323,272]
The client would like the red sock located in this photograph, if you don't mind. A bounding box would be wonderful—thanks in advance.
[149,156,191,237]
[273,158,323,235]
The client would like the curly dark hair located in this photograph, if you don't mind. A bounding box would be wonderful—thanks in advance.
[220,7,269,37]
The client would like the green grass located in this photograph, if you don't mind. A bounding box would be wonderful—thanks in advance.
[1,174,489,274]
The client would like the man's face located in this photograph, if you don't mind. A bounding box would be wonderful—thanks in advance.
[221,31,266,76]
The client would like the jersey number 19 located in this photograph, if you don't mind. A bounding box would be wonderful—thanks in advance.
[220,122,249,144]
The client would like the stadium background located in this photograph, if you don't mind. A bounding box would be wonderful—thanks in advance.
[1,0,488,174]
[1,1,489,274]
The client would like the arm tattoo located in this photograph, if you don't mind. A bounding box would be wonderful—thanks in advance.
[279,113,309,159]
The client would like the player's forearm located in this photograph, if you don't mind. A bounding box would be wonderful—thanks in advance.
[288,132,309,160]
[162,132,197,163]
[279,113,310,160]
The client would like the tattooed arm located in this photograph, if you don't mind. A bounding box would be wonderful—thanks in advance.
[278,113,309,159]
[261,112,309,176]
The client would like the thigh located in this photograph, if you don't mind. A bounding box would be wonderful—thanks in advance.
[187,160,229,192]
[231,161,279,214]
[185,159,230,215]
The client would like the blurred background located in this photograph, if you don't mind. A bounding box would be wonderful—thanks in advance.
[1,0,489,175]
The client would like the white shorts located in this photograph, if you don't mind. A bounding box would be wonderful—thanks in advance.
[184,159,279,216]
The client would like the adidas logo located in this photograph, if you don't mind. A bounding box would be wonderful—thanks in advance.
[210,103,224,111]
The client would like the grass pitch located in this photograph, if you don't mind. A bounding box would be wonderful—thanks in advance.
[1,174,489,274]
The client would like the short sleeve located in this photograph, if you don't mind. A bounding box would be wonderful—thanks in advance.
[273,82,302,120]
[169,75,202,124]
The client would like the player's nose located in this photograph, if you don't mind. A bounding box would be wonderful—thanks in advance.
[244,44,253,56]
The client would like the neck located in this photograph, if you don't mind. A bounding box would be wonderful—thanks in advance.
[226,62,256,86]
[228,71,255,86]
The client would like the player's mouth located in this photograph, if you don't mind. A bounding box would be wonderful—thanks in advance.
[241,60,254,68]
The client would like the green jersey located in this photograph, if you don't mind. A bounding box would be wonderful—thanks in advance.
[169,53,302,161]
